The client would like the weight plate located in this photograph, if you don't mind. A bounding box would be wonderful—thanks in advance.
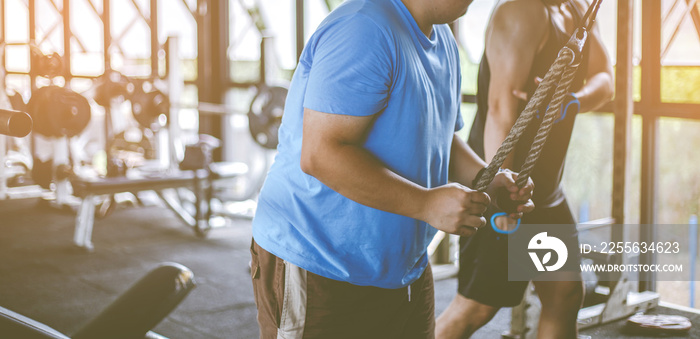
[47,87,91,137]
[248,85,287,149]
[27,86,59,137]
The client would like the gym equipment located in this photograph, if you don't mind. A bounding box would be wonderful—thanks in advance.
[180,144,213,171]
[26,86,57,137]
[71,172,202,250]
[505,234,660,338]
[625,313,692,335]
[30,47,63,79]
[248,85,287,149]
[4,157,31,187]
[489,212,521,234]
[580,259,600,306]
[48,87,91,137]
[23,85,88,197]
[472,11,590,216]
[131,80,170,130]
[31,158,54,190]
[179,135,220,171]
[576,260,659,329]
[472,9,592,193]
[93,71,133,107]
[109,129,157,162]
[27,86,91,138]
[1,47,89,204]
[7,90,27,112]
[0,109,33,138]
[1,35,259,245]
[508,271,659,338]
[0,62,35,200]
[180,135,219,169]
[71,160,247,249]
[0,262,195,339]
[54,163,73,182]
[103,160,125,179]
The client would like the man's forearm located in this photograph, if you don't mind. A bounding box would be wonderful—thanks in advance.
[302,142,429,221]
[449,134,488,188]
[575,72,613,113]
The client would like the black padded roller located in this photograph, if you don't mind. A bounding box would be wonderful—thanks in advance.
[0,109,33,138]
[72,262,196,339]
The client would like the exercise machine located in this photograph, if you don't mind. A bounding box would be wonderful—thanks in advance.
[0,262,195,339]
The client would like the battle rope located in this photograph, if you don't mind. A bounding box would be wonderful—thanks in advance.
[473,0,604,193]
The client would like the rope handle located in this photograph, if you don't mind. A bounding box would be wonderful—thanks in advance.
[473,41,578,191]
[473,0,602,193]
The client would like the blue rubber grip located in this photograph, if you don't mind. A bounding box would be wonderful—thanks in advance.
[555,93,580,123]
[535,92,579,122]
[490,212,521,234]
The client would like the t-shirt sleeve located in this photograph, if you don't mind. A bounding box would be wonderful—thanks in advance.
[454,60,465,132]
[303,15,392,117]
[454,98,464,132]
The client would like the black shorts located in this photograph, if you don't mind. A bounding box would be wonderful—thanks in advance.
[457,199,581,307]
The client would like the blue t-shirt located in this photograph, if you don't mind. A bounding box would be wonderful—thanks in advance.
[252,0,463,289]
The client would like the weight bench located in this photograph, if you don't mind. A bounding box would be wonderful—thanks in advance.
[71,162,247,251]
[0,262,195,339]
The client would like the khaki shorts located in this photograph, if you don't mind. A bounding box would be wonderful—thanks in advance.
[250,239,435,339]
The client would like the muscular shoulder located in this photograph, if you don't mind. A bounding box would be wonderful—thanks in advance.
[488,0,548,41]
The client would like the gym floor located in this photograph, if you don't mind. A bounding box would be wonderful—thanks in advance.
[0,197,697,338]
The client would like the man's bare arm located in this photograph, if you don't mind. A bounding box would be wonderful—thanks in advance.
[449,134,487,186]
[301,108,488,236]
[484,1,548,167]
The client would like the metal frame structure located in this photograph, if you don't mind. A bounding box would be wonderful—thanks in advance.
[0,0,269,158]
[637,0,700,291]
[196,0,228,160]
[1,0,164,81]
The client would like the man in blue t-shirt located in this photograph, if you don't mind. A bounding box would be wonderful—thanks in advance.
[250,0,534,337]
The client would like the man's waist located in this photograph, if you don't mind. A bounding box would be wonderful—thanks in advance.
[251,226,430,289]
[531,186,566,208]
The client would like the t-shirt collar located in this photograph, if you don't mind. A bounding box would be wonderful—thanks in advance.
[391,0,438,49]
